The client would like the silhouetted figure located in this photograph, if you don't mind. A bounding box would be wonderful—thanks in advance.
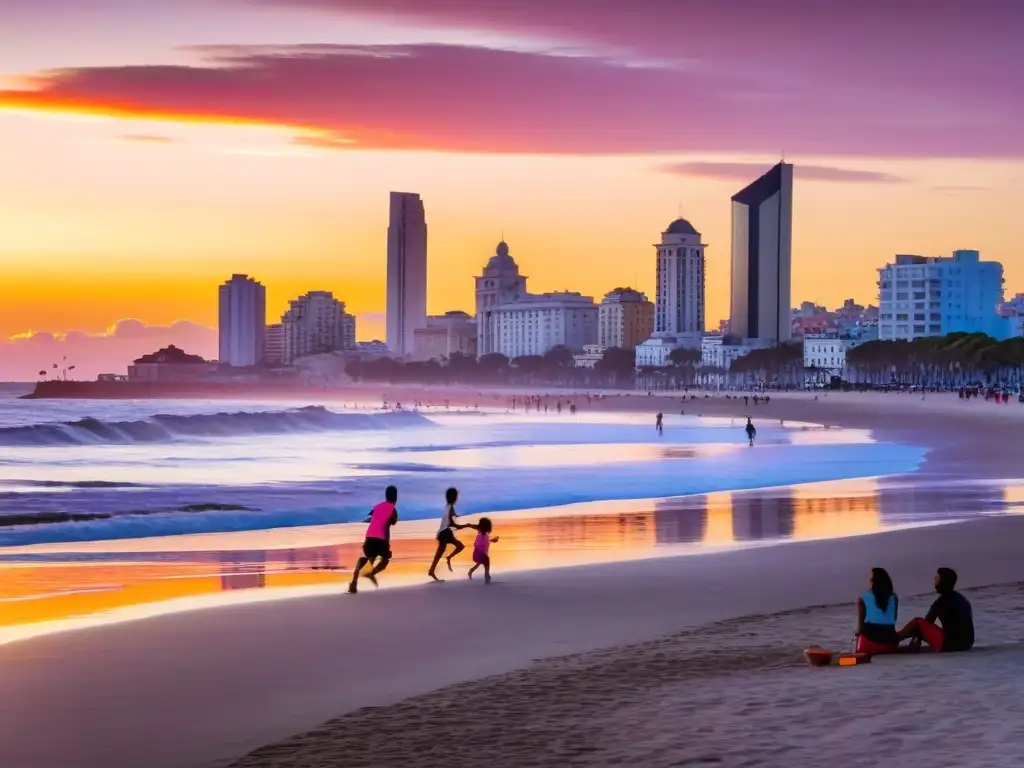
[656,412,664,435]
[745,417,756,446]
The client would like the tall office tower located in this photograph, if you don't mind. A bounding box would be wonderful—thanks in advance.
[729,162,794,343]
[218,274,266,366]
[386,192,428,358]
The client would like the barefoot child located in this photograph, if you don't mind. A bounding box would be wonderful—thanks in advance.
[466,517,499,584]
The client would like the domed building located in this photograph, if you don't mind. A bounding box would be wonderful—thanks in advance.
[474,241,528,356]
[474,240,598,358]
[635,218,707,368]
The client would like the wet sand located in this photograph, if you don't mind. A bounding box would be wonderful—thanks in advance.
[1,516,1024,768]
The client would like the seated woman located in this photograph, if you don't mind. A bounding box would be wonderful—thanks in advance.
[855,567,900,655]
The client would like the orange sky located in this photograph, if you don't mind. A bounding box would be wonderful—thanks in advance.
[1,0,1022,365]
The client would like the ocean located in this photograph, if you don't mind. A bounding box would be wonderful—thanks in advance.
[0,389,928,548]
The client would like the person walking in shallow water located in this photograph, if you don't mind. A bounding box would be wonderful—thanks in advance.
[348,485,398,594]
[428,487,465,581]
[655,412,664,435]
[745,417,756,446]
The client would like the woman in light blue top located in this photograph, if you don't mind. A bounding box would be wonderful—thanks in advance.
[855,567,900,655]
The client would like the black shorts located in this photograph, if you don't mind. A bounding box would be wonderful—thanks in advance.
[436,528,458,546]
[362,537,390,560]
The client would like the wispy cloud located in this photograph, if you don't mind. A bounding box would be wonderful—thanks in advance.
[0,35,1020,157]
[119,133,178,143]
[658,161,908,184]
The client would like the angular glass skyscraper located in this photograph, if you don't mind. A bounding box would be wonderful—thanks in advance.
[386,192,428,358]
[729,162,793,343]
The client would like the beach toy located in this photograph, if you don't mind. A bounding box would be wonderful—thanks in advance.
[837,653,871,666]
[803,647,834,667]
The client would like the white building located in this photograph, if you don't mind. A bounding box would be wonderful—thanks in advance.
[412,311,478,361]
[877,250,1005,341]
[729,162,793,343]
[573,344,604,369]
[635,218,707,367]
[599,288,654,350]
[491,291,598,358]
[474,241,528,356]
[803,334,855,378]
[282,291,356,364]
[386,191,428,358]
[218,274,266,366]
[699,334,762,370]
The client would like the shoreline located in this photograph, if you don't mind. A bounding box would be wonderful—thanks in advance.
[1,515,1024,768]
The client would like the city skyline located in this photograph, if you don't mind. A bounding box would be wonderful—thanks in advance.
[2,0,1022,376]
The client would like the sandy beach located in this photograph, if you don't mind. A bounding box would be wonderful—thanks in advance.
[0,389,1022,768]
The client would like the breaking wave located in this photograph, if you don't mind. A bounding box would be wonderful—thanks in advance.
[0,407,431,447]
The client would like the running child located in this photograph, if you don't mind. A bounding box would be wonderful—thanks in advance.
[428,487,466,581]
[466,517,499,584]
[348,485,398,594]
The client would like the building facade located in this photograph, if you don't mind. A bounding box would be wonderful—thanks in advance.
[599,288,654,350]
[218,274,266,366]
[803,334,854,378]
[877,250,1005,341]
[729,162,793,343]
[635,218,706,367]
[128,346,218,382]
[491,291,598,358]
[474,241,529,356]
[386,191,428,358]
[412,311,478,361]
[263,323,285,365]
[281,291,356,364]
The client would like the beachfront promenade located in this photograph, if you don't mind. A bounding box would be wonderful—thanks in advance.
[0,514,1023,768]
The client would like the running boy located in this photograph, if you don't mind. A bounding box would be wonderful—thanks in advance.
[348,485,398,594]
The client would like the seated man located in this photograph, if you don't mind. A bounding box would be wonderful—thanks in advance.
[897,567,974,652]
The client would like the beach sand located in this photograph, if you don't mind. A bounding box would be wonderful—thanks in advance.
[1,389,1023,768]
[231,583,1024,768]
[2,516,1024,768]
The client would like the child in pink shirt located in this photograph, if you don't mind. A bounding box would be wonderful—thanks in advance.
[466,517,499,584]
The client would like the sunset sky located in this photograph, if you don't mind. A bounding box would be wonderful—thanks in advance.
[1,0,1022,378]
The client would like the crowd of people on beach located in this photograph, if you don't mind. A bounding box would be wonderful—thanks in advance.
[348,485,499,593]
[854,566,974,655]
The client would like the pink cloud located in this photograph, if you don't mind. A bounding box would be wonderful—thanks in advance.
[119,133,178,143]
[0,35,1019,157]
[3,320,216,382]
[659,162,907,184]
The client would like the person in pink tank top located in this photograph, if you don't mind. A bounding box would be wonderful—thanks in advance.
[465,517,499,584]
[348,485,398,594]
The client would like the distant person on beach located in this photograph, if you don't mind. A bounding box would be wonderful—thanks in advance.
[348,485,398,594]
[896,567,974,652]
[745,417,756,446]
[428,487,466,581]
[855,567,900,655]
[466,517,499,584]
[656,412,663,435]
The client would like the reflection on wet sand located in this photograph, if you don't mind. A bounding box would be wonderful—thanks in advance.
[1,476,1022,644]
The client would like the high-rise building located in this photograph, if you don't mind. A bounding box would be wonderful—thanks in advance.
[877,250,1005,340]
[218,274,266,367]
[386,191,427,358]
[635,218,706,367]
[281,291,356,364]
[729,162,793,343]
[599,288,654,350]
[263,323,285,365]
[474,241,528,356]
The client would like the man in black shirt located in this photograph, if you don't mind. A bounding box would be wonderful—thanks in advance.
[897,567,975,652]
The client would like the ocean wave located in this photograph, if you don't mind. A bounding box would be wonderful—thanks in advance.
[0,407,432,447]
